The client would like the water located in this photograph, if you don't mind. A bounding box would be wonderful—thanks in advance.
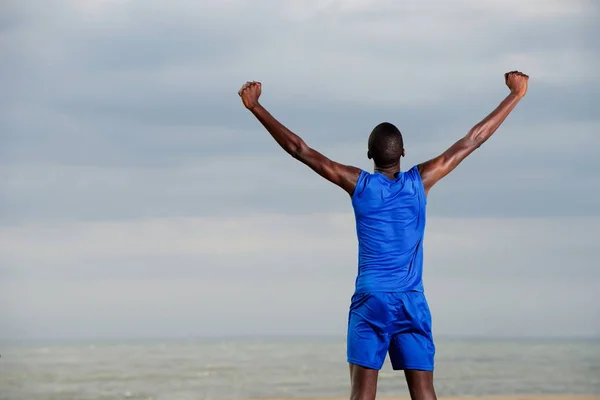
[1,337,599,400]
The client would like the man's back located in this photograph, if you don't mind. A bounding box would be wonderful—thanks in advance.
[352,166,427,294]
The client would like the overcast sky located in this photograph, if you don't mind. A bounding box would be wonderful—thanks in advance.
[1,0,599,341]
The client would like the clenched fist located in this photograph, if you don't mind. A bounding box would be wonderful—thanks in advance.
[238,81,262,110]
[505,71,529,98]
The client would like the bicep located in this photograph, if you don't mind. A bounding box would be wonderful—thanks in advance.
[294,143,361,195]
[418,137,479,193]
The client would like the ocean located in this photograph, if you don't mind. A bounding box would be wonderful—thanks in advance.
[1,337,599,400]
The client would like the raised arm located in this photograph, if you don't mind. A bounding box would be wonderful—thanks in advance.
[238,81,361,195]
[418,71,529,195]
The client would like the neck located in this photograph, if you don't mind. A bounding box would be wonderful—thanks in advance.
[374,163,401,179]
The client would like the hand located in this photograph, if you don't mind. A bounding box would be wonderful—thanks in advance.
[238,80,262,110]
[505,71,529,98]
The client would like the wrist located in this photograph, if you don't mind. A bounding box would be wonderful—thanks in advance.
[246,102,262,112]
[510,90,526,99]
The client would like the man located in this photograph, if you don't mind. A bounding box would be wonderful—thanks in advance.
[238,71,529,400]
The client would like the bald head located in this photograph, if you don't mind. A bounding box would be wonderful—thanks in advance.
[368,122,404,167]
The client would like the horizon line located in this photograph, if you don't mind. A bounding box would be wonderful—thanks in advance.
[1,333,598,345]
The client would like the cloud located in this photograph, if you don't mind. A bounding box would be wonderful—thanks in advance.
[1,0,599,339]
[2,117,599,225]
[1,214,598,339]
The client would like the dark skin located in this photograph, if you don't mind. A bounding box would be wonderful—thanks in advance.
[239,71,529,400]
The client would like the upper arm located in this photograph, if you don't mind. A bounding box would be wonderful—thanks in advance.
[418,136,480,195]
[292,141,361,195]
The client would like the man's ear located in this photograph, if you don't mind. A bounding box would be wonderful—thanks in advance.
[367,151,372,160]
[401,148,406,158]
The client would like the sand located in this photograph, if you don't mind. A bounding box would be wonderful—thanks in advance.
[252,396,599,400]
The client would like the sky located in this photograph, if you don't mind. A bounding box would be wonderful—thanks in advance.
[1,0,599,341]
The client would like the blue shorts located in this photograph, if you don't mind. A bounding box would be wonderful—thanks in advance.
[347,291,435,371]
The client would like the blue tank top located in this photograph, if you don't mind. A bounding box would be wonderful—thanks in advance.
[351,165,427,294]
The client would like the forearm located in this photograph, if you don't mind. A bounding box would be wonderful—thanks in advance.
[467,93,523,145]
[249,103,305,156]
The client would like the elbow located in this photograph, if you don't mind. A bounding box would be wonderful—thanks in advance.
[472,138,484,149]
[287,139,307,159]
[466,127,486,148]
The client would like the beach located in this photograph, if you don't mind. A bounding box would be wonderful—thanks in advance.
[254,398,600,400]
[252,397,600,400]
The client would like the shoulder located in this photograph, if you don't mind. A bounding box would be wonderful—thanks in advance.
[405,165,423,183]
[406,165,427,200]
[351,170,372,199]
